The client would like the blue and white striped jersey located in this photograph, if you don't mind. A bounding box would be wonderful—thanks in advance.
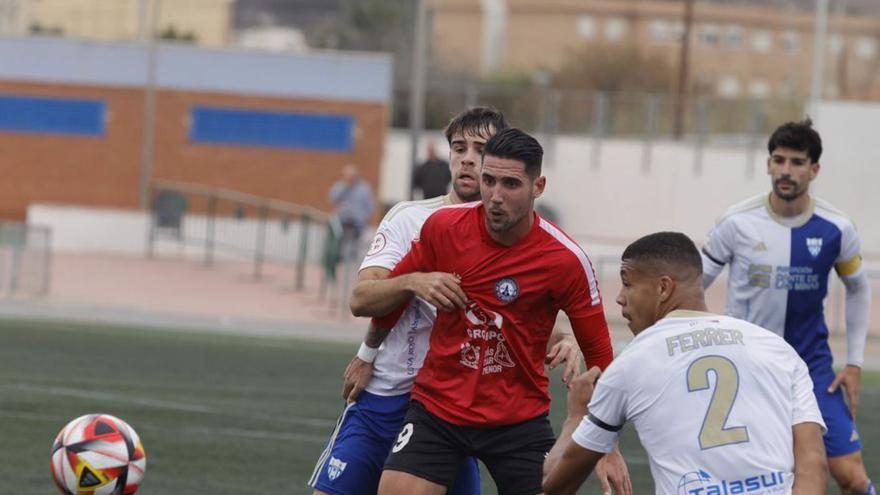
[701,194,864,373]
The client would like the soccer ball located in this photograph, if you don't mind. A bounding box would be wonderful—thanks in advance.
[50,414,146,495]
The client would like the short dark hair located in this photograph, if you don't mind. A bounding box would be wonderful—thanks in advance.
[481,128,543,178]
[622,232,703,278]
[768,118,823,163]
[444,106,508,145]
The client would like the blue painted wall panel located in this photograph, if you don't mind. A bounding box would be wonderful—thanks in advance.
[0,94,105,136]
[190,106,354,152]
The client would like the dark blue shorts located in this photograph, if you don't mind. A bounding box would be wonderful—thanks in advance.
[309,391,481,494]
[811,369,862,458]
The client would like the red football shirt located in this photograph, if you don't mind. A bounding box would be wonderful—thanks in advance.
[373,203,612,427]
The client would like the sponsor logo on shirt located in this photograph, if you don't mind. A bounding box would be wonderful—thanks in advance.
[806,237,823,258]
[677,469,786,495]
[747,264,820,291]
[753,241,768,252]
[494,277,519,303]
[366,232,387,256]
[327,456,347,481]
[461,302,516,375]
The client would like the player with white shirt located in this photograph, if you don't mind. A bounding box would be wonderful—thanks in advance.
[309,108,582,495]
[543,232,828,495]
[701,120,873,495]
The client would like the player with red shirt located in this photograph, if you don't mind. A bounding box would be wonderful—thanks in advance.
[374,128,630,495]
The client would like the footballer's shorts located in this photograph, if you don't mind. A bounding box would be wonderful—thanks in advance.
[309,391,480,495]
[384,401,555,495]
[811,368,862,458]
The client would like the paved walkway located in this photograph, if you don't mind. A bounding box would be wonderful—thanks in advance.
[2,253,879,369]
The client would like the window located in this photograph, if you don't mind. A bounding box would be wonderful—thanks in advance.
[701,24,720,46]
[726,25,743,48]
[576,15,596,38]
[649,19,670,43]
[856,37,877,59]
[748,80,770,97]
[604,16,628,42]
[780,31,799,53]
[751,30,772,52]
[717,76,741,97]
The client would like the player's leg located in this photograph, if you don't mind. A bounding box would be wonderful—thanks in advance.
[812,373,873,494]
[476,414,556,495]
[310,392,409,495]
[448,457,481,495]
[379,401,469,495]
[828,451,873,495]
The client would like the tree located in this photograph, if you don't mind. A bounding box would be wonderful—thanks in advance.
[552,41,675,94]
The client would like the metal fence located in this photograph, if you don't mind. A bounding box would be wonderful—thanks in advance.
[146,180,332,291]
[0,222,51,296]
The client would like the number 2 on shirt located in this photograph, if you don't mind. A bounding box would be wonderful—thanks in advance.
[687,355,750,450]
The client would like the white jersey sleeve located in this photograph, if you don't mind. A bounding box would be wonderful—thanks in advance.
[572,364,627,454]
[791,352,827,432]
[835,219,864,278]
[360,205,424,272]
[701,216,737,287]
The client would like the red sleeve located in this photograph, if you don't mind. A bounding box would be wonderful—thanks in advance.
[370,212,441,329]
[570,311,613,371]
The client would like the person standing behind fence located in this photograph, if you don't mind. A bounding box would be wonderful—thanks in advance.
[413,142,451,199]
[329,164,376,260]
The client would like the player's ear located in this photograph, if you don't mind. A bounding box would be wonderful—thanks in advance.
[810,162,820,180]
[533,176,546,198]
[657,275,674,303]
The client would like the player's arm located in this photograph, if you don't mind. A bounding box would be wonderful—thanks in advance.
[700,217,735,288]
[828,233,871,418]
[544,368,631,495]
[569,312,613,371]
[349,215,467,317]
[545,327,583,385]
[791,422,828,495]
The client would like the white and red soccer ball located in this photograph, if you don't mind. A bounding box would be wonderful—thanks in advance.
[50,414,146,495]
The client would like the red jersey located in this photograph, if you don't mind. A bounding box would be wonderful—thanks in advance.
[373,203,612,427]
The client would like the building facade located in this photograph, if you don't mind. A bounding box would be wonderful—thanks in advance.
[431,0,880,99]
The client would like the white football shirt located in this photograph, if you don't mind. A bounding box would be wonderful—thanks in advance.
[572,311,825,495]
[701,194,864,368]
[359,195,450,396]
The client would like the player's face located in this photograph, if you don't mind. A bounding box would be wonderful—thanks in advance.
[449,129,494,202]
[616,261,660,334]
[767,146,819,202]
[480,155,545,235]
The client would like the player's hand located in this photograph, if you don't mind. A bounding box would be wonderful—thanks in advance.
[405,272,468,312]
[595,448,632,495]
[545,334,583,385]
[828,364,861,419]
[566,366,601,419]
[342,356,374,402]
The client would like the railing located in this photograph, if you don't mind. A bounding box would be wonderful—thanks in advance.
[146,180,330,292]
[0,222,51,296]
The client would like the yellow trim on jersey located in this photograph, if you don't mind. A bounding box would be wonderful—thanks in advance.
[666,310,719,319]
[835,254,863,277]
[763,194,815,228]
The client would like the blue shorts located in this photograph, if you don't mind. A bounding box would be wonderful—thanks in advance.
[309,391,481,495]
[811,369,862,458]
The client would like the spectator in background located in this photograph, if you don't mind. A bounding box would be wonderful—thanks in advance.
[412,142,451,199]
[329,164,375,260]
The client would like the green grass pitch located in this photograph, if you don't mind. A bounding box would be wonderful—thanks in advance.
[0,319,877,494]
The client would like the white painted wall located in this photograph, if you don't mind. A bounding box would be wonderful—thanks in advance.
[381,101,880,257]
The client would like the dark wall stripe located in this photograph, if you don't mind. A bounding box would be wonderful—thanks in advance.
[0,94,105,137]
[189,106,354,152]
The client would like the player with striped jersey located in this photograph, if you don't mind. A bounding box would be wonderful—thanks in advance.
[543,232,828,495]
[701,120,873,494]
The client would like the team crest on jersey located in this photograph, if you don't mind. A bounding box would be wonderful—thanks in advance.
[327,456,347,481]
[367,232,387,256]
[806,237,823,258]
[495,277,519,302]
